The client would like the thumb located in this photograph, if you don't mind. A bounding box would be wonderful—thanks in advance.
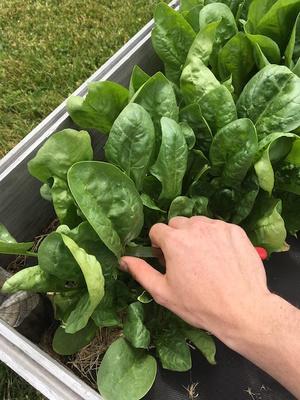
[120,256,167,301]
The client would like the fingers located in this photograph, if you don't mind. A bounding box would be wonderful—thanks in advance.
[119,256,168,303]
[149,223,173,249]
[169,216,189,229]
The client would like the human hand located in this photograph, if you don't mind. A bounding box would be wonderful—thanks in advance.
[120,216,272,346]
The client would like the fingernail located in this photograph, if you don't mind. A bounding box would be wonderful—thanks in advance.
[119,259,128,272]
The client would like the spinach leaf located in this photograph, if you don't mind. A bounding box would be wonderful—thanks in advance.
[199,3,238,72]
[205,0,243,16]
[245,33,281,65]
[155,330,192,372]
[285,12,300,68]
[28,129,93,226]
[141,193,166,213]
[232,173,259,224]
[182,4,204,32]
[62,235,105,334]
[179,104,212,151]
[105,103,155,191]
[0,224,35,257]
[52,320,98,356]
[218,32,255,96]
[92,283,121,328]
[255,133,297,194]
[185,328,216,364]
[68,162,144,258]
[184,149,209,193]
[286,139,300,165]
[209,118,258,188]
[181,56,237,133]
[152,3,196,83]
[280,192,300,235]
[150,117,188,201]
[249,0,300,51]
[275,162,300,195]
[53,290,84,322]
[1,266,66,294]
[180,122,196,150]
[123,302,151,349]
[237,65,300,138]
[180,0,204,13]
[245,196,287,253]
[129,66,150,100]
[246,0,278,31]
[67,82,129,133]
[97,337,157,400]
[168,196,208,220]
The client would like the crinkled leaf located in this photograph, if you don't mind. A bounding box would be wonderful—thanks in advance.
[237,65,300,139]
[52,320,98,356]
[152,3,196,83]
[218,32,255,96]
[68,162,144,258]
[105,103,155,191]
[67,82,129,133]
[62,235,105,334]
[97,337,157,400]
[210,118,258,188]
[150,118,188,201]
[181,56,237,133]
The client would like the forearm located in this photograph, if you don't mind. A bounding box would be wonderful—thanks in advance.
[221,294,300,399]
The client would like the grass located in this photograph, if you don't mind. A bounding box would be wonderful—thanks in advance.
[0,0,165,157]
[0,0,164,397]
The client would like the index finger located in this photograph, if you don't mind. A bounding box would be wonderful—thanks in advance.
[149,223,173,250]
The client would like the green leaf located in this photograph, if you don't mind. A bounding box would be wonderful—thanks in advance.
[1,266,66,294]
[185,328,216,365]
[179,104,212,151]
[61,235,105,334]
[205,0,243,16]
[68,162,144,258]
[237,65,300,138]
[155,331,191,372]
[218,32,255,96]
[180,0,204,13]
[129,65,150,100]
[255,133,297,194]
[67,82,129,133]
[0,224,34,257]
[137,291,153,304]
[131,72,178,134]
[53,290,84,322]
[183,4,204,32]
[245,32,281,65]
[285,12,300,68]
[50,177,81,227]
[275,162,300,195]
[92,284,121,328]
[28,129,93,226]
[97,337,157,400]
[185,21,219,67]
[251,0,300,51]
[286,139,300,166]
[280,192,300,235]
[105,103,155,191]
[38,232,83,281]
[168,196,195,220]
[141,193,166,213]
[52,320,98,356]
[246,0,278,30]
[152,3,196,83]
[180,122,196,150]
[184,149,209,193]
[150,117,188,201]
[245,196,287,253]
[232,173,259,224]
[181,55,237,133]
[199,3,238,71]
[210,118,258,187]
[123,302,150,349]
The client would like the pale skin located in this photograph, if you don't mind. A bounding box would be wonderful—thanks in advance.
[119,216,300,399]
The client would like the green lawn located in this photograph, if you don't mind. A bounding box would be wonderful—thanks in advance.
[0,0,162,397]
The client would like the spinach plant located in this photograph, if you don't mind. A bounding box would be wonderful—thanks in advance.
[1,1,300,399]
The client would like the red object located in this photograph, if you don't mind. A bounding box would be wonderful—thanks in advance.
[255,247,268,261]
